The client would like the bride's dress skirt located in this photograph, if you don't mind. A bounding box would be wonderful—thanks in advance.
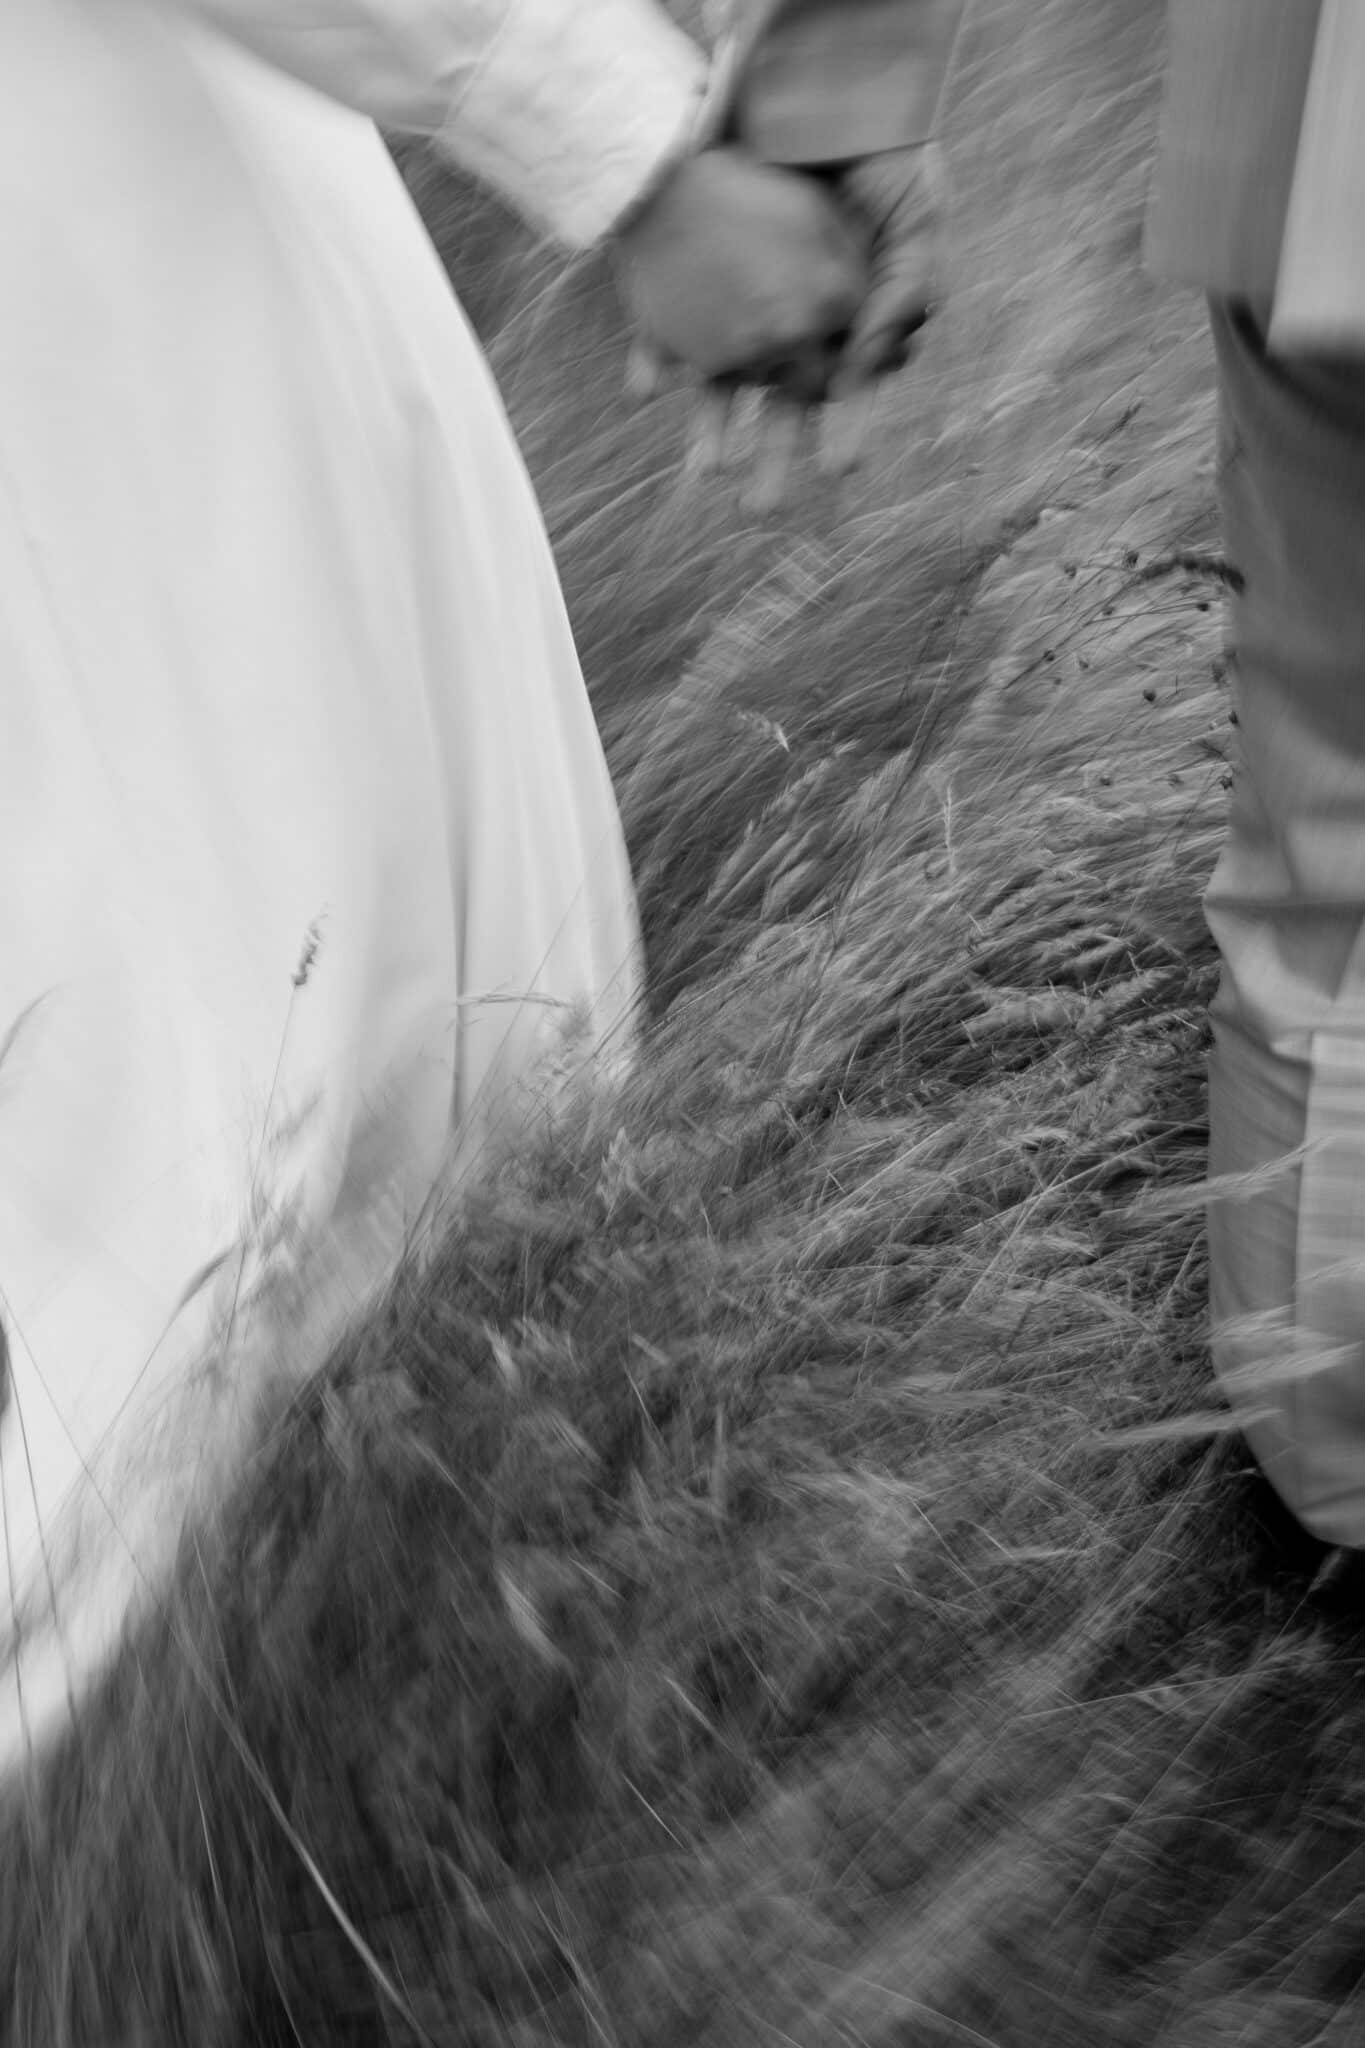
[0,1,639,1766]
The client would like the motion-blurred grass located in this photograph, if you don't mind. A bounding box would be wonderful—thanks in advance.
[11,4,1365,2046]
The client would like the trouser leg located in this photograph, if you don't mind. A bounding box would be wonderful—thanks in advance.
[1207,298,1365,1543]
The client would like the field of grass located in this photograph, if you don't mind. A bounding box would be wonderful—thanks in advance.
[10,3,1365,2044]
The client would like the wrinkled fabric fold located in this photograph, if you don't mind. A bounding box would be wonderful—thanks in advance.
[723,0,963,164]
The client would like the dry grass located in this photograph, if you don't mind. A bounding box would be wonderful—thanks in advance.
[8,1,1365,2044]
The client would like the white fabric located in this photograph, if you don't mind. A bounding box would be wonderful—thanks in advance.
[0,0,681,1768]
[186,0,708,246]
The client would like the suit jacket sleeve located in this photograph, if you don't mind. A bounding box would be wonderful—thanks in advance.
[725,0,964,164]
[181,0,708,247]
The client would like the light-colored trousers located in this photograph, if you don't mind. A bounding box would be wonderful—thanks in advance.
[1208,298,1365,1542]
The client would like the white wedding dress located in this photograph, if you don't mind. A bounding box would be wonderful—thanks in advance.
[0,0,701,1771]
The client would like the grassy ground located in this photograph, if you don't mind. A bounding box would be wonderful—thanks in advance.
[10,2,1365,2044]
